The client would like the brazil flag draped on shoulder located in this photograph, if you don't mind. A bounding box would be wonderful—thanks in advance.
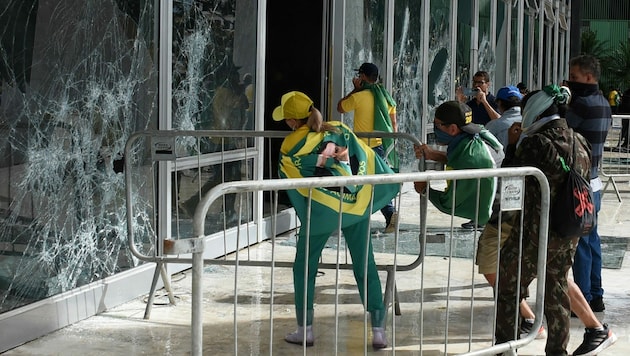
[362,82,399,172]
[278,121,399,235]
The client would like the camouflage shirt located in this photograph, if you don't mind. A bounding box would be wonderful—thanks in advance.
[504,118,591,244]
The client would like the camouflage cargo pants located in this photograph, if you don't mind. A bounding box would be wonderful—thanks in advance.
[495,232,574,355]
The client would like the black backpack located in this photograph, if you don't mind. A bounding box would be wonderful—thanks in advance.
[549,135,596,238]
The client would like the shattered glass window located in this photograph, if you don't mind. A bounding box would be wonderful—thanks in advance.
[0,0,258,314]
[509,2,520,84]
[392,0,428,167]
[391,0,452,155]
[456,0,472,100]
[478,0,496,79]
[341,0,386,125]
[169,1,257,231]
[0,0,158,312]
[343,0,427,173]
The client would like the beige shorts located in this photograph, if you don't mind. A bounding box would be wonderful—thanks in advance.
[475,221,514,275]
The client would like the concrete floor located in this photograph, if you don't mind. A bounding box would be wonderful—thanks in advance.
[4,178,630,355]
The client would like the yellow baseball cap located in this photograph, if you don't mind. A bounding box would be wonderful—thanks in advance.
[272,91,313,121]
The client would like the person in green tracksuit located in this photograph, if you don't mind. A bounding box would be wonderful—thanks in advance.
[273,91,399,350]
[413,100,504,226]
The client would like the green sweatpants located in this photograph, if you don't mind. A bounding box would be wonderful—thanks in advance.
[292,217,385,326]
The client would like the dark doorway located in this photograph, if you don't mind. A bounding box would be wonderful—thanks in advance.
[264,1,324,183]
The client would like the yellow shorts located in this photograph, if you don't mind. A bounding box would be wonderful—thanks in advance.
[475,221,514,275]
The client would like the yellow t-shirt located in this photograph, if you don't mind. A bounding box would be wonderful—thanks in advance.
[340,90,396,148]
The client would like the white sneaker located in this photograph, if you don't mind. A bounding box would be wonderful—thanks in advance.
[384,212,398,233]
[372,327,388,349]
[285,325,314,346]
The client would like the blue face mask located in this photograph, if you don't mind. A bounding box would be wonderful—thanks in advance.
[434,127,455,145]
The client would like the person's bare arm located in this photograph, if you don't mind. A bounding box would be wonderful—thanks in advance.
[389,112,398,132]
[336,97,348,113]
[337,77,363,113]
[475,90,500,120]
[414,144,447,163]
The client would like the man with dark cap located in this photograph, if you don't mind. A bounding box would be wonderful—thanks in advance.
[337,62,399,233]
[413,101,504,227]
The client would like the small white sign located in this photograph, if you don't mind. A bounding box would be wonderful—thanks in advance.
[500,177,524,211]
[151,136,176,161]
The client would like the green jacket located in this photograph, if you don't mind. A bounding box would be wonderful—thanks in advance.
[428,129,502,224]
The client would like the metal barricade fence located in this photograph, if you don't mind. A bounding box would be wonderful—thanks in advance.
[124,130,550,356]
[602,114,630,202]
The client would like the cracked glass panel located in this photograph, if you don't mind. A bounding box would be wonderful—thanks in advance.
[478,0,496,80]
[343,0,428,172]
[341,0,386,117]
[392,1,425,168]
[425,0,453,146]
[170,1,257,233]
[0,0,157,312]
[523,14,533,86]
[342,1,463,170]
[457,1,473,98]
[509,3,520,84]
[532,15,541,87]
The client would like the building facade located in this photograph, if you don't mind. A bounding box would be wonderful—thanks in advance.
[0,0,572,351]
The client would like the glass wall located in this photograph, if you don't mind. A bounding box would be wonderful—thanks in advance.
[425,0,454,143]
[0,0,158,313]
[0,0,259,316]
[392,0,427,161]
[477,0,496,77]
[337,0,571,171]
[340,0,387,128]
[169,1,258,235]
[340,0,461,171]
[509,1,521,84]
[456,0,473,95]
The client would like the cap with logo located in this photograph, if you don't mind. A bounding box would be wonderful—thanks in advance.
[272,91,314,121]
[435,101,481,134]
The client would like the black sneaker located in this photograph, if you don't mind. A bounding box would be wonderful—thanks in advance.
[519,319,547,339]
[572,323,617,356]
[461,220,484,229]
[590,296,605,312]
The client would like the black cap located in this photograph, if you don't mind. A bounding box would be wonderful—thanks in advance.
[355,63,379,77]
[435,101,481,134]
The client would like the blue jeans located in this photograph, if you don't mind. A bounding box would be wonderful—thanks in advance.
[372,145,396,223]
[572,189,603,301]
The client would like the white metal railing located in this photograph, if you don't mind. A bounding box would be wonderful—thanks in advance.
[601,114,630,202]
[123,130,550,355]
